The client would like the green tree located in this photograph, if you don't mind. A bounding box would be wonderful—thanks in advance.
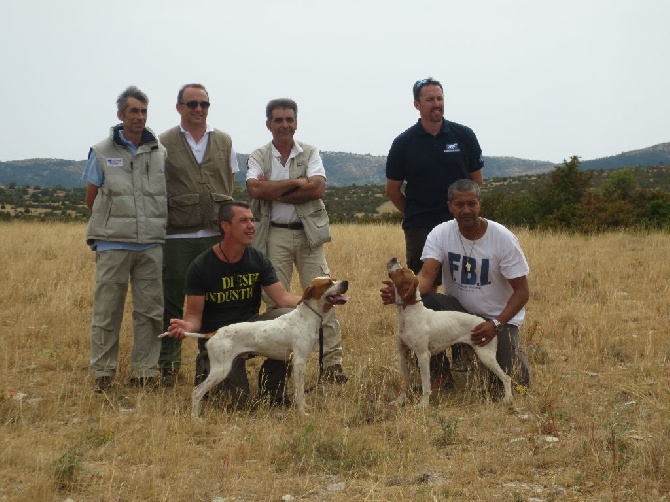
[535,156,593,230]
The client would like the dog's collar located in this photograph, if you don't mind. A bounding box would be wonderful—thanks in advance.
[396,299,422,309]
[303,301,324,319]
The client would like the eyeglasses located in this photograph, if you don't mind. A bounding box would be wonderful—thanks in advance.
[180,100,211,109]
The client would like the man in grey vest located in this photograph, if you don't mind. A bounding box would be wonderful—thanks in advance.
[246,98,347,384]
[158,84,238,387]
[83,85,167,393]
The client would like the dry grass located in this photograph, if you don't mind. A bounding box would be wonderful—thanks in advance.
[1,222,669,501]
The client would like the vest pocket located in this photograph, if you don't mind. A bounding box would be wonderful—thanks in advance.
[168,193,202,228]
[210,193,234,225]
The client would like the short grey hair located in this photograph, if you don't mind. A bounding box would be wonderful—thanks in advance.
[116,85,148,113]
[265,98,298,121]
[448,179,481,201]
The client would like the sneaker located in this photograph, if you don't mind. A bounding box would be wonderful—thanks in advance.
[95,376,113,393]
[129,377,159,389]
[322,364,348,384]
[431,372,455,391]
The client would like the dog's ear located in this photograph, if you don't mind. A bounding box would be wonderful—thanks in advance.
[401,276,418,303]
[399,273,419,305]
[298,284,315,305]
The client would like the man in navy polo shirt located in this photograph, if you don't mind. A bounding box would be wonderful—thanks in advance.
[385,77,484,388]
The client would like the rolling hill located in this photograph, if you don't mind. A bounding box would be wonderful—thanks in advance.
[0,143,668,189]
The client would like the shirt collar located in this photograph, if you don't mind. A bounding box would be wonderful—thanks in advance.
[271,140,302,159]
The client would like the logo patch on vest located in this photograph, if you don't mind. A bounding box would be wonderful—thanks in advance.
[106,158,123,167]
[444,143,460,153]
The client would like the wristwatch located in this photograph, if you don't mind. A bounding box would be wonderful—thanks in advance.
[491,318,502,332]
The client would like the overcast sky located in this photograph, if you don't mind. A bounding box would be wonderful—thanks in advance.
[2,0,668,164]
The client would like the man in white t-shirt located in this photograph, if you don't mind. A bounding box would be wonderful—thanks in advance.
[382,178,530,392]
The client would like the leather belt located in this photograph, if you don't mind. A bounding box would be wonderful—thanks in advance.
[271,221,303,230]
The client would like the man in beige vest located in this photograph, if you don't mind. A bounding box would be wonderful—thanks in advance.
[158,84,238,387]
[83,86,167,393]
[246,98,347,384]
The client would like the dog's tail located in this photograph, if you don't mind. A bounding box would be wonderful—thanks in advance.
[158,331,212,339]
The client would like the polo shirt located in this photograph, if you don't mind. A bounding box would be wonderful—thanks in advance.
[386,119,483,229]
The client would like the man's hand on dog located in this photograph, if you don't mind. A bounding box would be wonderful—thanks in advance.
[380,280,395,305]
[471,321,499,347]
[167,319,190,339]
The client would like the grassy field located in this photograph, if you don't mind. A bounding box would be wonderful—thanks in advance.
[1,222,669,501]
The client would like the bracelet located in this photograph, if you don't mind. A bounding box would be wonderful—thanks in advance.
[491,318,502,332]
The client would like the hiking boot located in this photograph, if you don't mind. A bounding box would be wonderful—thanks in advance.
[322,364,348,384]
[161,371,177,388]
[95,376,113,393]
[129,376,159,389]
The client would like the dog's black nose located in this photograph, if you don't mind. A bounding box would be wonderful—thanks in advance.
[341,280,349,292]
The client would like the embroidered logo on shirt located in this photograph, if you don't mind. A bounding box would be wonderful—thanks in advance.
[106,158,123,167]
[444,143,460,153]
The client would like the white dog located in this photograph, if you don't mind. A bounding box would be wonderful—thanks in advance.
[161,277,348,418]
[386,257,512,407]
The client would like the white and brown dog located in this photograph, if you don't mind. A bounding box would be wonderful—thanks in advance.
[387,257,512,407]
[161,277,348,418]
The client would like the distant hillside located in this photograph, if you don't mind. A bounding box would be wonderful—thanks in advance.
[1,142,668,188]
[581,143,670,170]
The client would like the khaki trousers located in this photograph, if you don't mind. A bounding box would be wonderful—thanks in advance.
[90,246,163,379]
[264,226,343,368]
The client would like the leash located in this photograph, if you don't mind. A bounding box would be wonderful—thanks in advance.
[301,303,325,394]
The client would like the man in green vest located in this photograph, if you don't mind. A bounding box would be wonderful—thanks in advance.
[158,84,238,387]
[246,98,347,384]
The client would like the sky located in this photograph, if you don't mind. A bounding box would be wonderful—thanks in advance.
[1,0,668,164]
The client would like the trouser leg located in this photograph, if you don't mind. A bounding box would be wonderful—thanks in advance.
[160,236,219,374]
[293,233,343,367]
[129,246,163,379]
[90,251,129,378]
[488,324,531,389]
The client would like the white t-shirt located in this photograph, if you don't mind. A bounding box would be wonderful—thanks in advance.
[422,219,530,326]
[246,141,326,224]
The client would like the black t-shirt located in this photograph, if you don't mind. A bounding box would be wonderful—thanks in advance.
[386,118,483,229]
[184,246,279,333]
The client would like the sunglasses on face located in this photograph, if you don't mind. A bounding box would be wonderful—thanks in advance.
[180,100,211,109]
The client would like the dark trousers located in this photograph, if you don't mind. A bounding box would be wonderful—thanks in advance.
[404,226,442,287]
[194,308,294,406]
[159,236,220,374]
[422,293,531,387]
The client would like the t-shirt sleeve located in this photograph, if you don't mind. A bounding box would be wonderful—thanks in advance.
[464,127,484,173]
[498,232,530,280]
[258,251,280,287]
[421,225,446,263]
[385,134,405,181]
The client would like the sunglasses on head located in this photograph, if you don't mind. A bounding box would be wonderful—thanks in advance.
[414,78,429,92]
[180,100,211,109]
